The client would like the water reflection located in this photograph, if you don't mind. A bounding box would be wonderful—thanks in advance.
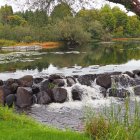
[0,41,140,72]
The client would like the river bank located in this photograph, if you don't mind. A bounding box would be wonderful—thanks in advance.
[0,106,89,140]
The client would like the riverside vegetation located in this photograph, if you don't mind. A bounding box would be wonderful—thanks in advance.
[1,3,140,46]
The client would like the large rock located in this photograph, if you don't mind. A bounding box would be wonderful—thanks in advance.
[18,75,33,87]
[10,83,19,94]
[49,74,65,82]
[71,85,83,101]
[53,79,65,87]
[5,78,15,86]
[108,88,130,98]
[66,76,76,87]
[33,77,44,84]
[16,87,33,108]
[134,85,140,95]
[0,85,15,105]
[4,78,19,94]
[37,91,52,104]
[40,80,50,92]
[0,86,4,105]
[0,80,3,86]
[133,70,140,77]
[78,74,96,86]
[96,73,111,89]
[3,85,12,96]
[52,88,67,103]
[99,87,107,97]
[123,71,134,78]
[32,85,40,94]
[112,74,135,88]
[5,94,16,107]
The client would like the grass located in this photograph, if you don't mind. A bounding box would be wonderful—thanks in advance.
[85,98,140,140]
[0,39,61,49]
[0,39,17,47]
[0,106,90,140]
[112,38,140,42]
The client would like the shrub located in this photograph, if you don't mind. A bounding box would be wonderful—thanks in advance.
[23,36,33,43]
[0,39,17,47]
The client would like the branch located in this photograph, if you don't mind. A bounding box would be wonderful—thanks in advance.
[108,0,140,16]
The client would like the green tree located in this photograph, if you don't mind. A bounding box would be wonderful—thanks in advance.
[0,5,13,24]
[76,9,100,22]
[8,15,27,26]
[23,10,48,26]
[100,4,116,32]
[47,17,91,46]
[112,6,128,33]
[51,2,73,21]
[127,16,140,37]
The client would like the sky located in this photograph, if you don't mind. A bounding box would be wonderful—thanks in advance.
[0,0,135,15]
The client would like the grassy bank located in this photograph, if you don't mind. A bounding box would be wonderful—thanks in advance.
[0,107,90,140]
[85,99,140,140]
[112,38,140,42]
[0,39,61,49]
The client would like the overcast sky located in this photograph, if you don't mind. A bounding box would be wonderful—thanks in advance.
[0,0,134,15]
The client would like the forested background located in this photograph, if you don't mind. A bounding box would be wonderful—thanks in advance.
[0,3,140,46]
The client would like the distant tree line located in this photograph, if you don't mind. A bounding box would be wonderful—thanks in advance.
[0,3,140,46]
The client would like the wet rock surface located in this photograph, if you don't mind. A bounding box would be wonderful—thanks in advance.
[96,73,111,89]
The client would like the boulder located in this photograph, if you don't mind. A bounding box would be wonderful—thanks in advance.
[49,74,65,82]
[40,80,50,92]
[3,85,12,96]
[53,79,65,87]
[110,72,122,76]
[108,88,130,98]
[16,87,33,108]
[0,86,4,105]
[123,71,134,78]
[18,75,33,87]
[96,74,111,89]
[32,85,40,94]
[33,77,44,84]
[133,70,140,77]
[37,91,52,104]
[78,74,96,86]
[112,74,135,88]
[10,83,19,94]
[5,78,15,86]
[52,88,67,103]
[5,94,16,107]
[134,85,140,95]
[99,87,107,97]
[135,78,140,85]
[71,85,83,101]
[67,76,76,86]
[0,80,3,86]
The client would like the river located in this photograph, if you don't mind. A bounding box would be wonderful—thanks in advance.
[1,41,140,131]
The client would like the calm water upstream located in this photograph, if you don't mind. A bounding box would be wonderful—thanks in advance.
[0,41,140,79]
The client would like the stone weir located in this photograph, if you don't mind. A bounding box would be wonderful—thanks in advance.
[1,45,42,52]
[1,70,140,108]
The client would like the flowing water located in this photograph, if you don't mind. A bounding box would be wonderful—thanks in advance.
[1,41,140,130]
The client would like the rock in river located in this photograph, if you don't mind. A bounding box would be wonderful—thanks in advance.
[96,73,111,89]
[52,88,67,103]
[16,87,33,108]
